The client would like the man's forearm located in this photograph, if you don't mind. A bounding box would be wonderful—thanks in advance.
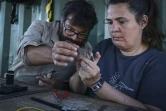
[26,45,53,65]
[69,72,87,94]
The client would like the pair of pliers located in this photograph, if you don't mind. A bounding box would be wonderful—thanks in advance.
[54,90,68,104]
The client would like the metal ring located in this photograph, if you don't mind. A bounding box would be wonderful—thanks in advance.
[81,61,87,70]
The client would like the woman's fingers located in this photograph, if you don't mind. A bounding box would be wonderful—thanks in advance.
[94,52,101,64]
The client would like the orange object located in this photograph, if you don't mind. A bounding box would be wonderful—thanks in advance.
[54,90,68,104]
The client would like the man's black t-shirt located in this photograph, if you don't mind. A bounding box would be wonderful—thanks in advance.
[88,38,166,110]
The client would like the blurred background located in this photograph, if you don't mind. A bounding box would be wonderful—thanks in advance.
[0,0,166,76]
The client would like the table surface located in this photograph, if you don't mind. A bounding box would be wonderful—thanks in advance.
[0,78,146,111]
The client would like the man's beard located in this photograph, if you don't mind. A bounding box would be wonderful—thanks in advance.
[58,27,87,47]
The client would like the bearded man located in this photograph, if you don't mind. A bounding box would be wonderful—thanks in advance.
[9,0,97,90]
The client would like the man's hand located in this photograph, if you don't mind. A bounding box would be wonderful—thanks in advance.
[36,76,66,89]
[36,76,56,88]
[52,41,79,66]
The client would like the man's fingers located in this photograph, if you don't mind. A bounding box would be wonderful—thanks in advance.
[36,76,51,84]
[54,41,79,51]
[72,44,79,49]
[54,47,78,57]
[53,53,75,62]
[53,60,68,67]
[52,42,79,65]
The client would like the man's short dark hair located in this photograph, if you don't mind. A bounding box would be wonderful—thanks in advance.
[61,0,98,30]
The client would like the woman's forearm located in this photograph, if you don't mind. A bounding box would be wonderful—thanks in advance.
[69,72,87,94]
[95,82,147,109]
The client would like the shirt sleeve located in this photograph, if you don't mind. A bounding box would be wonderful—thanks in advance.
[137,53,166,110]
[17,20,45,65]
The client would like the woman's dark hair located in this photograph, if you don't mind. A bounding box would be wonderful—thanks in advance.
[61,0,98,31]
[105,0,165,50]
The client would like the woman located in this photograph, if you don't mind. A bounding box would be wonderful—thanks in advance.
[69,0,166,110]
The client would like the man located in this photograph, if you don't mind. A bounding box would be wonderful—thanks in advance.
[9,0,97,90]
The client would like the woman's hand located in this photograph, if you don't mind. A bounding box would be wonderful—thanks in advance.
[78,52,101,87]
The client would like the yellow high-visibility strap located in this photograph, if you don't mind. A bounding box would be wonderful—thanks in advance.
[46,0,52,22]
[16,106,44,111]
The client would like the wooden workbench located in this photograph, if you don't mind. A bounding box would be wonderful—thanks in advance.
[0,78,146,111]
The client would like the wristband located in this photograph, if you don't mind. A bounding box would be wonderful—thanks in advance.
[90,78,104,92]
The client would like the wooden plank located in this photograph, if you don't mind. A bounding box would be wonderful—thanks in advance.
[0,78,146,111]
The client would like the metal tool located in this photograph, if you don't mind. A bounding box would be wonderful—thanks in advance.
[30,97,89,111]
[54,90,68,104]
